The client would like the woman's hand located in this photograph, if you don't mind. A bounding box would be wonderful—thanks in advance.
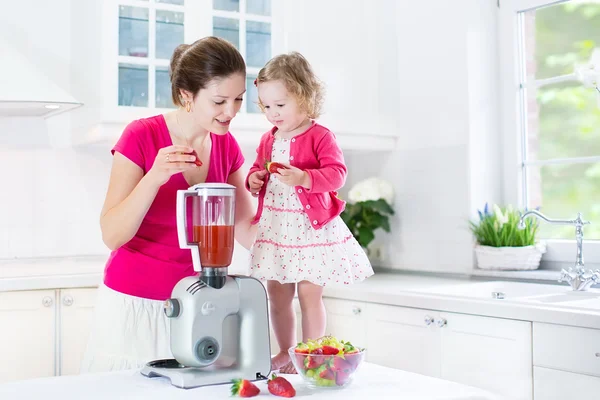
[146,145,199,186]
[274,164,311,188]
[248,170,268,197]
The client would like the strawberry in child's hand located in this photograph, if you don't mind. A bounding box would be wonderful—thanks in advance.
[231,379,260,397]
[268,373,296,398]
[265,161,288,174]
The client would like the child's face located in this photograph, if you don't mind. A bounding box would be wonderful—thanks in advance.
[258,80,308,133]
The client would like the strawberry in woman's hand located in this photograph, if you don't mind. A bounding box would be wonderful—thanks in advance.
[268,373,296,398]
[231,379,260,397]
[265,161,288,174]
[189,149,203,166]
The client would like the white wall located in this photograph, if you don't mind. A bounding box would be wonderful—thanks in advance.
[343,0,502,274]
[0,0,110,259]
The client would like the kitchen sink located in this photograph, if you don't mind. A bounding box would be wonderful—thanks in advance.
[522,289,600,309]
[410,280,571,300]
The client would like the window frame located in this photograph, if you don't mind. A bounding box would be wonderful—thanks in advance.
[499,0,600,265]
[211,0,274,114]
[117,0,186,109]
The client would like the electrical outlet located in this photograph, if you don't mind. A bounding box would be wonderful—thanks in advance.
[370,245,385,262]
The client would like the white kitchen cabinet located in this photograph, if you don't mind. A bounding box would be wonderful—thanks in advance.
[68,0,397,151]
[366,303,532,400]
[59,288,99,376]
[323,298,367,346]
[0,288,98,383]
[534,366,600,400]
[366,303,441,376]
[533,322,600,399]
[439,312,532,400]
[0,290,56,383]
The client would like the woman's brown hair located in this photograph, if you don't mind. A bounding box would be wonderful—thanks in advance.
[170,36,246,106]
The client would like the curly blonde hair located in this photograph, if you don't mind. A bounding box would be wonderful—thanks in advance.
[255,52,325,119]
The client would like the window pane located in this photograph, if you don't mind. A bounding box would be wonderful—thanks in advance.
[246,21,270,67]
[156,0,184,5]
[213,17,239,49]
[247,0,270,16]
[526,162,600,240]
[213,0,239,12]
[119,6,149,57]
[156,67,175,109]
[246,75,261,113]
[156,10,184,59]
[119,64,148,107]
[523,2,600,81]
[525,80,600,160]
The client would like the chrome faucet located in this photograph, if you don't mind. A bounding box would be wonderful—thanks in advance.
[519,210,600,291]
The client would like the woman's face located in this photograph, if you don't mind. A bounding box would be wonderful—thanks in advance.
[183,73,246,135]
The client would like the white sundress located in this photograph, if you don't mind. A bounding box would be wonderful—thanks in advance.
[249,137,374,286]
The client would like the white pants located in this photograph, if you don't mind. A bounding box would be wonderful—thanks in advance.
[80,284,172,373]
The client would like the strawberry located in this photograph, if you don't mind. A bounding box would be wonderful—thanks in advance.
[294,343,309,354]
[318,367,335,380]
[177,150,203,166]
[265,161,288,173]
[304,354,324,369]
[322,345,340,355]
[330,357,352,373]
[268,373,296,398]
[335,370,351,386]
[230,379,260,397]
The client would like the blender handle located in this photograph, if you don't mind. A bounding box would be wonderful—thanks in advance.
[176,189,202,272]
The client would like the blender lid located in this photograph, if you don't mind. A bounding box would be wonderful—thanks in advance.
[189,183,236,196]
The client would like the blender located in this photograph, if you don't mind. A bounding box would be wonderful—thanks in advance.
[141,183,271,388]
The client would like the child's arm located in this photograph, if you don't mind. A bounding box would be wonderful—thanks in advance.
[245,135,267,191]
[304,131,347,193]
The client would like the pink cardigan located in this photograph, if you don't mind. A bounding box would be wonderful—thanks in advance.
[245,122,347,230]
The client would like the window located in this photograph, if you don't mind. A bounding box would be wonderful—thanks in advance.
[212,0,272,113]
[500,0,600,263]
[118,0,185,109]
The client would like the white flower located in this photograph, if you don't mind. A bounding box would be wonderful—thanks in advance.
[348,177,395,205]
[493,204,508,228]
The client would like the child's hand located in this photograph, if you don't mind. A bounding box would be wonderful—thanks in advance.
[248,170,268,197]
[274,164,311,188]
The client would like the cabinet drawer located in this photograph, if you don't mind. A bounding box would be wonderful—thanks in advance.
[323,298,366,318]
[534,322,600,377]
[534,367,600,400]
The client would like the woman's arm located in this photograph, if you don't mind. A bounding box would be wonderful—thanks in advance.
[228,168,258,250]
[100,153,161,250]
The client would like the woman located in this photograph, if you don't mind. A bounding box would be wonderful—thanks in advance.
[81,37,256,372]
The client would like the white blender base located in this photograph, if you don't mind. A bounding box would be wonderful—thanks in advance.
[140,359,268,389]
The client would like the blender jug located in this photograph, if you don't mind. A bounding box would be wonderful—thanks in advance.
[176,183,236,274]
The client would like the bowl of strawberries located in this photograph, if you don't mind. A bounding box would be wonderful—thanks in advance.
[289,335,365,389]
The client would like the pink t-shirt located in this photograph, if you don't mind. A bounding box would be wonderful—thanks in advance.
[104,115,244,300]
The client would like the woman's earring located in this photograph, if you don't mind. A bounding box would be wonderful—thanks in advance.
[185,101,191,113]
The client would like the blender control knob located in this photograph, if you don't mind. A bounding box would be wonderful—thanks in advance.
[164,299,180,318]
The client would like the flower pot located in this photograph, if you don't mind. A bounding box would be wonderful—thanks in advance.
[474,242,546,271]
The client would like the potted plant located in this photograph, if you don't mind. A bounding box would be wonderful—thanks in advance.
[340,177,395,252]
[470,203,546,270]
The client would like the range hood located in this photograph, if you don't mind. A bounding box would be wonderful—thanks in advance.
[0,39,82,118]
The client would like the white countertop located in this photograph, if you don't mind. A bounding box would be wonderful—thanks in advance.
[2,256,599,330]
[0,362,503,400]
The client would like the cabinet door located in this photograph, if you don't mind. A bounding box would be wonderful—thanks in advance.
[59,288,98,376]
[0,290,56,383]
[439,312,532,400]
[366,304,440,377]
[323,298,367,346]
[534,366,600,400]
